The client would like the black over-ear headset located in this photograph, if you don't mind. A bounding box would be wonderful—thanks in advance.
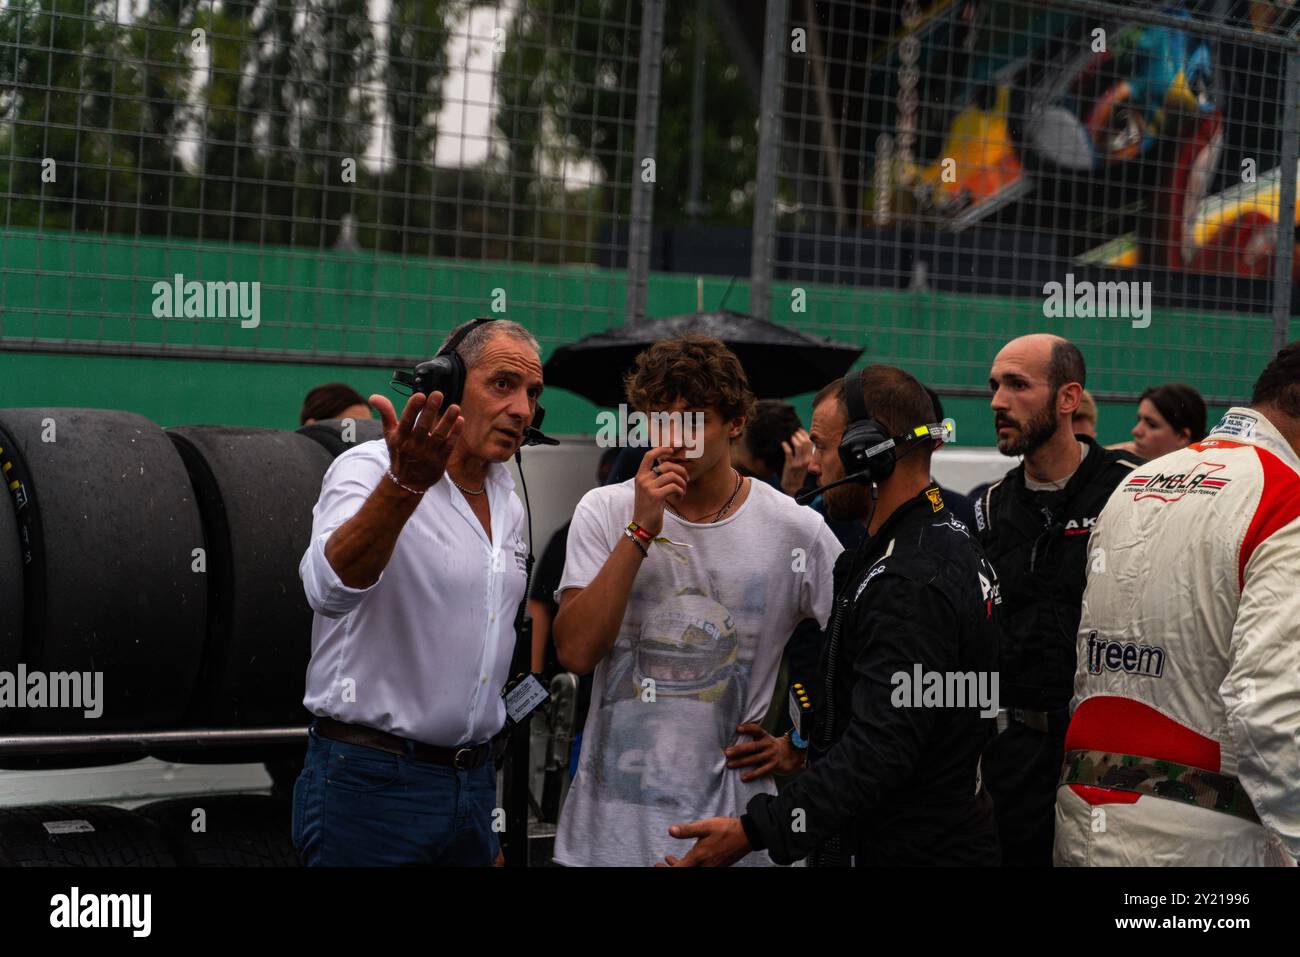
[796,373,948,505]
[837,370,949,485]
[391,316,551,441]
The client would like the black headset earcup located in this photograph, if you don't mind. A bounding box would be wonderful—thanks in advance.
[838,371,900,484]
[837,421,866,474]
[421,316,500,408]
[839,420,893,483]
[415,354,466,407]
[870,440,895,482]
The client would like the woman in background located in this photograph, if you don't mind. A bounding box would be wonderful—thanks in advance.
[1116,382,1207,460]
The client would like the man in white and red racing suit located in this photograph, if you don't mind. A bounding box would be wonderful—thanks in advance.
[1055,375,1300,865]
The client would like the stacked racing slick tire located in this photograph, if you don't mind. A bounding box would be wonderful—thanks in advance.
[296,416,382,459]
[154,427,331,765]
[0,472,22,677]
[135,794,299,866]
[0,409,207,768]
[0,804,176,866]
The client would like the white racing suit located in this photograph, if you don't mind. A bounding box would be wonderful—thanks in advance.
[1054,407,1300,866]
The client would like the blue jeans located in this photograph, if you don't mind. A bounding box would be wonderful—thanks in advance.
[292,725,499,866]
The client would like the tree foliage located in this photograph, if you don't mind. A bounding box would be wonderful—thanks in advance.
[0,0,756,263]
[496,0,758,231]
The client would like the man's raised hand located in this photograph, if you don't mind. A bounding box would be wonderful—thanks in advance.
[369,391,464,493]
[780,428,814,496]
[632,446,688,538]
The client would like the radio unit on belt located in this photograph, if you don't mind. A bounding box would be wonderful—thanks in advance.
[788,683,813,749]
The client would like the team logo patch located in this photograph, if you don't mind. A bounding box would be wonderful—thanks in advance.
[925,488,944,512]
[977,568,1001,618]
[1123,462,1231,503]
[1211,410,1258,439]
[1085,631,1166,678]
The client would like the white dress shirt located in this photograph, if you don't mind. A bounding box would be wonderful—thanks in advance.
[299,439,528,747]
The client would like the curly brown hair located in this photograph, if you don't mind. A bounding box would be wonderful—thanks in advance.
[623,334,755,422]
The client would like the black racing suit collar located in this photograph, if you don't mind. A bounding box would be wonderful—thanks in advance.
[837,483,947,588]
[1003,434,1106,541]
[865,483,946,549]
[1015,433,1106,503]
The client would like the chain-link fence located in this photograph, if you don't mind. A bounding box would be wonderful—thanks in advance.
[4,0,1300,425]
[750,0,1300,407]
[0,0,663,371]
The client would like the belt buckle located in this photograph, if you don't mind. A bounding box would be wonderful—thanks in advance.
[452,747,475,770]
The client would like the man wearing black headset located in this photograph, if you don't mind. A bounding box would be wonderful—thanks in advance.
[662,365,1002,866]
[293,317,543,866]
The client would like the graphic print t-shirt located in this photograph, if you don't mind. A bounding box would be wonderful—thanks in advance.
[551,478,842,866]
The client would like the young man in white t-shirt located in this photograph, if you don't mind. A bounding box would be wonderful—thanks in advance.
[551,335,843,866]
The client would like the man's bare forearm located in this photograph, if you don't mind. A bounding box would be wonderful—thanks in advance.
[553,536,646,674]
[528,600,552,673]
[324,478,424,588]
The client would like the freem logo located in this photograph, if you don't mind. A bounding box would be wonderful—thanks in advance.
[1085,632,1166,678]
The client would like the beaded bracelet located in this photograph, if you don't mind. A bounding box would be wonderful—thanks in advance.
[385,468,427,496]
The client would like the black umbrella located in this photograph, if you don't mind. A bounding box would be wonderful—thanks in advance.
[542,310,863,407]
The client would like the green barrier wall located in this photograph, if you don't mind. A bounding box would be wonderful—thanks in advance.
[2,230,1295,445]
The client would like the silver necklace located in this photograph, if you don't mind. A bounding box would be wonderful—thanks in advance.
[449,474,486,496]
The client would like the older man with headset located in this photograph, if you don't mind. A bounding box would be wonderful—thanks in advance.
[292,317,544,866]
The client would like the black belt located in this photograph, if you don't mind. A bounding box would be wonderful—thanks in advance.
[314,715,499,770]
[996,706,1070,735]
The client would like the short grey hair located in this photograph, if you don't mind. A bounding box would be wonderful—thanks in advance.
[438,318,540,368]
